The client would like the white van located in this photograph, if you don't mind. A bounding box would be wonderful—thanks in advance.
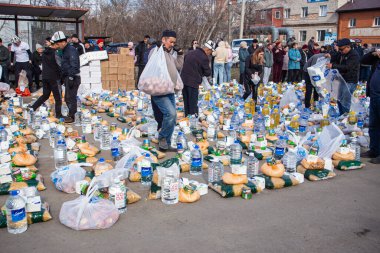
[231,38,254,63]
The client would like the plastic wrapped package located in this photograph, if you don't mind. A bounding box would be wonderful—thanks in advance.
[59,181,119,230]
[50,164,88,193]
[0,82,10,92]
[209,181,262,198]
[318,123,345,159]
[279,87,299,108]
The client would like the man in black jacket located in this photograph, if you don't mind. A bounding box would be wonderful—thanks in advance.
[31,40,62,118]
[70,34,85,56]
[326,38,360,115]
[135,35,150,84]
[248,39,259,55]
[52,31,80,123]
[360,50,380,164]
[0,38,10,83]
[181,40,213,117]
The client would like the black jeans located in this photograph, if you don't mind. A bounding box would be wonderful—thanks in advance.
[137,65,145,85]
[369,97,380,156]
[64,76,81,118]
[151,97,163,130]
[32,79,62,118]
[0,64,9,83]
[281,70,288,83]
[182,85,199,117]
[304,71,319,108]
[243,81,258,101]
[288,69,299,83]
[14,62,32,87]
[32,66,42,89]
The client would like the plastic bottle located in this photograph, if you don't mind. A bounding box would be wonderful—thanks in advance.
[170,126,180,149]
[27,108,35,126]
[208,158,224,183]
[246,153,259,178]
[5,190,27,234]
[54,140,68,169]
[298,115,308,136]
[190,144,203,175]
[230,140,242,169]
[41,116,50,138]
[284,148,297,173]
[189,115,198,131]
[231,111,239,130]
[81,116,92,134]
[274,135,286,161]
[207,122,217,142]
[348,111,358,126]
[76,96,82,110]
[161,169,179,205]
[176,132,188,154]
[0,126,8,143]
[111,137,121,161]
[100,125,111,150]
[109,178,127,214]
[74,111,82,127]
[141,153,153,186]
[49,127,57,148]
[350,137,361,162]
[357,112,364,129]
[93,122,102,142]
[33,114,42,130]
[62,103,69,117]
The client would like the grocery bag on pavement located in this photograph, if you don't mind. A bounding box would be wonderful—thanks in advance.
[59,180,119,230]
[138,46,175,96]
[50,164,88,193]
[318,123,345,159]
[280,87,299,108]
[201,76,211,90]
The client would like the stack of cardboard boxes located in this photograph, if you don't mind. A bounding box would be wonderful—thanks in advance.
[79,60,103,94]
[101,48,135,92]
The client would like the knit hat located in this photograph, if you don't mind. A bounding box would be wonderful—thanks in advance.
[97,39,104,44]
[71,34,79,39]
[204,40,216,51]
[337,38,351,47]
[302,44,308,49]
[253,39,258,43]
[162,30,177,38]
[36,44,43,50]
[51,31,67,43]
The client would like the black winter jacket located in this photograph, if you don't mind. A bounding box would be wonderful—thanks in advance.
[361,52,380,98]
[32,51,42,68]
[135,41,147,66]
[42,47,61,80]
[244,56,263,86]
[61,44,80,78]
[71,42,85,56]
[331,48,360,84]
[181,48,211,88]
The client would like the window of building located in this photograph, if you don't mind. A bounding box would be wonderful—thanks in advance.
[319,5,327,17]
[261,10,266,20]
[284,9,290,19]
[299,31,307,42]
[301,7,308,18]
[374,17,380,26]
[317,30,326,42]
[275,11,281,19]
[349,18,356,27]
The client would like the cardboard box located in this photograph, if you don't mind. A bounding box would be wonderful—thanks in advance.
[118,54,133,62]
[119,80,136,90]
[101,67,109,75]
[108,54,118,62]
[109,67,118,74]
[89,60,101,66]
[118,74,127,80]
[109,61,118,68]
[118,67,134,74]
[108,74,118,81]
[101,61,109,68]
[119,48,130,55]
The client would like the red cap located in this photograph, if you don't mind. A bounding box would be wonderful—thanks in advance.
[97,39,104,44]
[302,44,308,49]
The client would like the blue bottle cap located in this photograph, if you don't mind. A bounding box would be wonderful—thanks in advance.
[99,158,105,162]
[10,190,19,196]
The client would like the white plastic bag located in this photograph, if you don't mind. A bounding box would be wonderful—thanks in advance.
[318,123,345,159]
[0,82,10,92]
[50,164,89,193]
[137,118,158,134]
[201,76,211,90]
[251,72,260,85]
[18,70,29,90]
[280,87,299,108]
[138,46,175,96]
[120,126,142,148]
[307,57,329,88]
[59,180,119,230]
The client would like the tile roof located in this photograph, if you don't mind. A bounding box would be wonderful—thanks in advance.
[336,0,380,12]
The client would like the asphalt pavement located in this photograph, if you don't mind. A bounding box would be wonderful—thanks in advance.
[0,115,379,253]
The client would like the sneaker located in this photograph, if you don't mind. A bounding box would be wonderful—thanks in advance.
[361,150,377,159]
[64,116,74,124]
[158,138,169,151]
[369,156,380,164]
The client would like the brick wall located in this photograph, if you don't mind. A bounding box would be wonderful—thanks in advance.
[338,10,380,45]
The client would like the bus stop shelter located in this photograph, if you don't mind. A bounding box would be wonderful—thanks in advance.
[0,3,88,43]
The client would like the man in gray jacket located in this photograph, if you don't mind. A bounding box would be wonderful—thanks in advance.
[263,43,273,85]
[148,30,184,151]
[0,38,10,83]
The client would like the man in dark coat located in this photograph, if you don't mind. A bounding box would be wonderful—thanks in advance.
[135,35,150,84]
[0,38,10,83]
[248,39,259,55]
[181,40,213,116]
[70,34,85,55]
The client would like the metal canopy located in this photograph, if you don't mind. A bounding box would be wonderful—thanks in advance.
[0,3,88,19]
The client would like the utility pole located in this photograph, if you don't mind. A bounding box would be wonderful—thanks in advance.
[228,1,232,42]
[239,0,246,38]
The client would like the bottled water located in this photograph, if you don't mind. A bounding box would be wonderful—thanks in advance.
[81,116,92,134]
[284,149,297,173]
[147,123,156,140]
[190,145,203,175]
[231,111,239,130]
[5,190,27,234]
[230,140,242,169]
[357,112,364,129]
[111,137,121,161]
[74,111,82,127]
[170,126,180,149]
[27,108,34,126]
[161,170,179,205]
[49,127,57,148]
[54,140,68,169]
[246,153,259,178]
[109,178,127,214]
[298,115,308,136]
[350,137,361,162]
[94,122,102,142]
[41,117,50,138]
[76,96,82,110]
[54,131,65,148]
[176,132,188,154]
[207,122,217,141]
[0,126,8,142]
[62,103,69,117]
[208,158,224,183]
[33,114,42,130]
[100,125,111,150]
[274,135,286,161]
[141,153,153,186]
[189,115,198,131]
